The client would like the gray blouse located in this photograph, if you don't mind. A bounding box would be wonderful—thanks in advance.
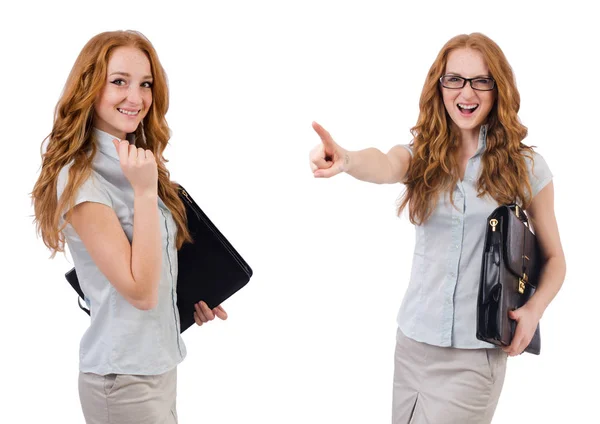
[57,128,186,375]
[397,125,553,349]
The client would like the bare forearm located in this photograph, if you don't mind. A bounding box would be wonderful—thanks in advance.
[131,193,161,304]
[346,148,396,184]
[528,255,567,318]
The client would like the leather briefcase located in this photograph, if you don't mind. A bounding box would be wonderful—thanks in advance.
[476,204,541,355]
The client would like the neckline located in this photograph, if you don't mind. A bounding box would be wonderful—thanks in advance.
[93,128,127,161]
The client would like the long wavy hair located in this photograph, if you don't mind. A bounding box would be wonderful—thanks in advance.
[32,30,192,257]
[398,33,534,224]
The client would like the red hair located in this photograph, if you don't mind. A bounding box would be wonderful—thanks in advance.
[32,30,191,256]
[398,32,534,224]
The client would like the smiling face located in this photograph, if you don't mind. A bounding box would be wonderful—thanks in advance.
[441,48,496,139]
[93,46,153,139]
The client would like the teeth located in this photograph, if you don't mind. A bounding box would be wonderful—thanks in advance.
[458,104,478,110]
[118,108,139,116]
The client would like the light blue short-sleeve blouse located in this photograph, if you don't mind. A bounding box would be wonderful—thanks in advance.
[57,128,186,375]
[397,125,553,348]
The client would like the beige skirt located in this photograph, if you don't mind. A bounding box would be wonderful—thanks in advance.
[78,367,178,424]
[393,328,507,424]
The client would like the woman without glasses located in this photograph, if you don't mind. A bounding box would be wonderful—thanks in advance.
[31,30,227,423]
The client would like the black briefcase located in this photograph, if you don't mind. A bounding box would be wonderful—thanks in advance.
[65,184,253,332]
[476,204,541,355]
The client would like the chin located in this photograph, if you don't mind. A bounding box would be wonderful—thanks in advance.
[125,125,140,135]
[453,116,483,131]
[119,122,141,135]
[459,122,480,130]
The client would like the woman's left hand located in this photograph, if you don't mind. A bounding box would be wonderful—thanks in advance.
[194,301,228,326]
[503,304,542,356]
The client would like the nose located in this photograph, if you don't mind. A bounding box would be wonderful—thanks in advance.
[126,85,143,105]
[460,81,476,99]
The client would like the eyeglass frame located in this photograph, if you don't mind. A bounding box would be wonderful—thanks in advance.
[439,74,496,91]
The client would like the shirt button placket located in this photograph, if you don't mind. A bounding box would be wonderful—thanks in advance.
[161,209,183,358]
[445,186,465,346]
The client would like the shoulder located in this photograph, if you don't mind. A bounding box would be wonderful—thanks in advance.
[56,161,75,198]
[523,149,548,166]
[399,142,414,157]
[523,148,553,198]
[56,160,112,208]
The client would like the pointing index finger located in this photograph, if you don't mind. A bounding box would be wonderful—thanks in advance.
[312,121,336,152]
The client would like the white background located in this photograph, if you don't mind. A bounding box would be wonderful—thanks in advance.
[1,0,598,423]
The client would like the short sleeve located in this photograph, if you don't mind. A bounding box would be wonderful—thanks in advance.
[526,151,553,198]
[56,164,113,218]
[400,144,414,157]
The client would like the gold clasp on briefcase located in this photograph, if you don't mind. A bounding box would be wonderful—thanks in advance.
[181,188,191,202]
[518,273,528,294]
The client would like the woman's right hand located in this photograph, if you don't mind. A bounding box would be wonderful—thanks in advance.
[309,121,349,178]
[113,139,158,196]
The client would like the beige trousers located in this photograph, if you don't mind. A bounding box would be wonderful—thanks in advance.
[393,329,507,424]
[78,367,178,424]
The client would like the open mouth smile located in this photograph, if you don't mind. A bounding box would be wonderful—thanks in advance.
[117,108,140,117]
[457,103,478,116]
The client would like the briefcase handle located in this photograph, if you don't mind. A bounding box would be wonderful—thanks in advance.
[78,296,90,316]
[507,204,529,227]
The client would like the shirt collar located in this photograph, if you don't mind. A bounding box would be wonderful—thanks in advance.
[91,128,169,211]
[473,124,488,157]
[93,128,127,161]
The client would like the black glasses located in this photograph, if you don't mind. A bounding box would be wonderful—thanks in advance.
[439,75,496,91]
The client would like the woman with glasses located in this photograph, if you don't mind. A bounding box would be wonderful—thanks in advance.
[309,33,565,423]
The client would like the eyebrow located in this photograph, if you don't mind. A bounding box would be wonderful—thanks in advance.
[109,71,153,80]
[445,72,492,78]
